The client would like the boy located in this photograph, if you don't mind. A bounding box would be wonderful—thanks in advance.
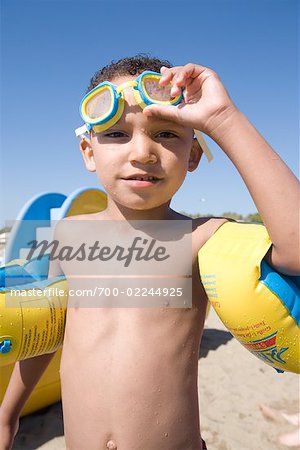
[0,55,299,450]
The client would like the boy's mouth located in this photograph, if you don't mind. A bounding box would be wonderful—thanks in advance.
[121,173,162,187]
[123,173,162,181]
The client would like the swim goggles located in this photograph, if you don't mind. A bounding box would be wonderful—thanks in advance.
[75,71,213,162]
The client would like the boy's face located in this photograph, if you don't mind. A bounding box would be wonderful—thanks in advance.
[80,75,203,211]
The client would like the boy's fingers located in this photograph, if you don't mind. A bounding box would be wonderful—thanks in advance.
[173,65,197,84]
[159,66,183,85]
[161,64,206,94]
[171,85,181,97]
[159,71,174,86]
[159,64,213,99]
[160,66,168,73]
[179,63,209,80]
[173,64,212,89]
[170,77,188,97]
[183,77,203,99]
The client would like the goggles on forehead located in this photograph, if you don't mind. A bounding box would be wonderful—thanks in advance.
[75,71,213,162]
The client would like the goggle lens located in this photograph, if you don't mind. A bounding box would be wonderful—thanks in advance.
[143,79,175,102]
[85,89,112,120]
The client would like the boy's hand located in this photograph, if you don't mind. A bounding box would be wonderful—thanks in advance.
[143,64,238,136]
[0,413,19,450]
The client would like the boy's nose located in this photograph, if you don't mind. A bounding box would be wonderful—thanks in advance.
[128,135,158,165]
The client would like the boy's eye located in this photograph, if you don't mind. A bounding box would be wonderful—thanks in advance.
[156,131,178,139]
[103,131,127,138]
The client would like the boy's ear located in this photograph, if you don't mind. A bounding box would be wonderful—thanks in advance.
[188,137,203,172]
[80,137,96,172]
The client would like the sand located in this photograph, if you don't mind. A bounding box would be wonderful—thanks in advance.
[12,310,299,450]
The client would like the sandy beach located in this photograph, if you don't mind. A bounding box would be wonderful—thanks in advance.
[12,309,299,450]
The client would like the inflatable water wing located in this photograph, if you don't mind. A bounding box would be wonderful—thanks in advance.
[0,259,67,416]
[198,222,300,374]
[0,261,68,365]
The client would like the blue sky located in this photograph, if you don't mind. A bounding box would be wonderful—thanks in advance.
[1,0,299,227]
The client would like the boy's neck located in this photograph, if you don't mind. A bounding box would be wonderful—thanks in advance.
[102,198,184,221]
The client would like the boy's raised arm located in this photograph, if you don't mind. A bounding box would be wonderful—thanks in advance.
[207,108,300,276]
[144,64,300,276]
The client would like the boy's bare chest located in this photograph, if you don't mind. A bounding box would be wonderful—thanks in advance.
[61,244,207,371]
[60,217,229,371]
[62,277,205,356]
[60,217,227,353]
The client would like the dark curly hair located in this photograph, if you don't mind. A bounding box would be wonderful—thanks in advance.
[86,54,173,93]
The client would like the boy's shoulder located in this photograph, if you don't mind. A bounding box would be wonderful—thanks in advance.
[192,216,235,253]
[55,212,106,230]
[52,212,104,241]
